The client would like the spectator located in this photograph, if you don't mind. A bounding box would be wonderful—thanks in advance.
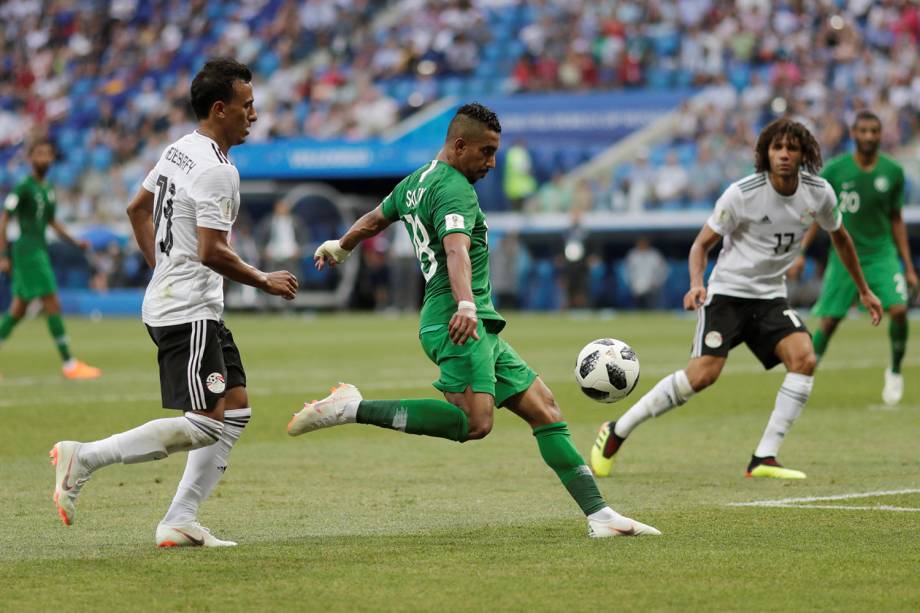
[491,230,521,310]
[502,139,537,212]
[255,199,307,288]
[530,171,573,214]
[625,237,668,309]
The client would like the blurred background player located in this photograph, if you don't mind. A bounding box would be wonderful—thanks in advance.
[0,139,101,380]
[793,110,917,406]
[49,58,298,546]
[291,103,659,538]
[591,119,883,481]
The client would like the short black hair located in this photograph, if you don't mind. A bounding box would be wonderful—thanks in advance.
[446,103,501,141]
[190,58,253,120]
[754,118,823,175]
[28,137,55,154]
[852,110,881,129]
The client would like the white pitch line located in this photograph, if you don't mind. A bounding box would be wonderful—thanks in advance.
[728,488,920,507]
[737,504,920,512]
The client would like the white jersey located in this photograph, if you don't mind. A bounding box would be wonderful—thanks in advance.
[141,131,241,326]
[706,172,841,299]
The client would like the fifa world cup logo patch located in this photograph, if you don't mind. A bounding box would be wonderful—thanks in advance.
[206,372,226,394]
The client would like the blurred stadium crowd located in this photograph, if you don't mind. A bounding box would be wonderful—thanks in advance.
[1,0,919,308]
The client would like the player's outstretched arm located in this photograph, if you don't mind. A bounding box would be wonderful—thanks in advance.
[444,232,478,345]
[126,187,157,268]
[684,224,721,310]
[890,209,919,292]
[49,220,90,251]
[314,205,393,270]
[198,227,298,300]
[829,226,882,325]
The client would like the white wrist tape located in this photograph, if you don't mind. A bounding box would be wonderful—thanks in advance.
[314,240,352,263]
[457,300,476,313]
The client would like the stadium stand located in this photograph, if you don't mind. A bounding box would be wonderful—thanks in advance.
[1,0,919,310]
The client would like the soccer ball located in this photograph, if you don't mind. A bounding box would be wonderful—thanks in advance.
[574,338,641,403]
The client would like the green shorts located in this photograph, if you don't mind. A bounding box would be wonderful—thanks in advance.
[812,253,908,318]
[419,320,538,407]
[11,252,57,301]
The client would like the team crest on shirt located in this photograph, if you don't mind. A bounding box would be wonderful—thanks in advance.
[800,209,816,224]
[206,372,226,394]
[874,176,890,192]
[704,331,723,348]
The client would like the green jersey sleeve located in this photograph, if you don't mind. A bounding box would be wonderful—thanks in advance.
[892,164,905,211]
[380,191,399,221]
[4,182,24,214]
[430,182,478,241]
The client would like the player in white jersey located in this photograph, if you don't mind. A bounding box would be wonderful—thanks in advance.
[591,118,882,480]
[49,59,298,546]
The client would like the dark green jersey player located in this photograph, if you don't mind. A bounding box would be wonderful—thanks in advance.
[0,139,101,379]
[798,110,916,405]
[289,103,659,538]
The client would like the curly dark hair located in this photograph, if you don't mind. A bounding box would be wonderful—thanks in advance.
[190,58,253,120]
[754,118,823,175]
[446,102,501,141]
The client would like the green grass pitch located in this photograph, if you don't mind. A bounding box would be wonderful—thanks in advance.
[1,312,918,611]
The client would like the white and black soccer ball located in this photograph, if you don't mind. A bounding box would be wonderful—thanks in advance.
[574,338,641,403]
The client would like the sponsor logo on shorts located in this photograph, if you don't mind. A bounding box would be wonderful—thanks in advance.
[704,331,723,348]
[206,372,226,394]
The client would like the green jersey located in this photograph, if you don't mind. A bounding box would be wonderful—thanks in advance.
[382,160,504,332]
[820,153,904,259]
[4,175,57,260]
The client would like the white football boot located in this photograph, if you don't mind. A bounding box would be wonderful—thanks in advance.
[287,383,362,436]
[588,513,661,538]
[882,368,903,406]
[156,522,237,547]
[50,441,92,526]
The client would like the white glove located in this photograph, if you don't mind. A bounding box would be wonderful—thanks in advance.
[314,239,352,264]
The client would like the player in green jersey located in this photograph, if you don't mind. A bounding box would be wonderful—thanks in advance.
[288,104,659,538]
[793,111,916,405]
[0,138,101,379]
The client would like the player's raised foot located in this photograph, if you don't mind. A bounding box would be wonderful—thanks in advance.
[50,441,92,526]
[590,421,625,478]
[156,522,237,548]
[287,383,362,436]
[62,359,102,380]
[745,455,806,479]
[588,513,661,538]
[882,368,903,406]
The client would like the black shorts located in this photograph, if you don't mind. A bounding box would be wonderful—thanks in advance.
[690,294,809,369]
[145,319,246,411]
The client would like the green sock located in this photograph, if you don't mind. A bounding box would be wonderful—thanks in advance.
[812,329,828,361]
[890,319,908,375]
[533,422,606,516]
[356,399,469,442]
[0,313,21,343]
[46,314,72,362]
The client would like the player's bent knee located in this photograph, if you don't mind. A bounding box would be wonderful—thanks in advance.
[789,353,817,375]
[890,306,908,323]
[688,369,719,391]
[466,416,493,440]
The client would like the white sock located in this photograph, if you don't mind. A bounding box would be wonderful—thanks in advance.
[587,506,621,522]
[754,373,813,458]
[342,399,360,422]
[614,370,695,438]
[79,414,223,471]
[161,408,251,526]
